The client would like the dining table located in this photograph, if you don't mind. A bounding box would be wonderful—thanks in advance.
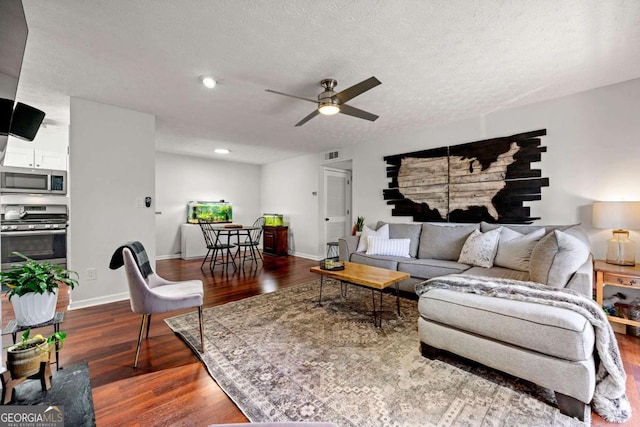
[208,225,260,271]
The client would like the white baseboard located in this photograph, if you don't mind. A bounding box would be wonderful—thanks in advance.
[68,291,130,310]
[290,251,324,261]
[156,254,183,260]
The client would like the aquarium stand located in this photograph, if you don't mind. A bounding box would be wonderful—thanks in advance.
[263,225,288,256]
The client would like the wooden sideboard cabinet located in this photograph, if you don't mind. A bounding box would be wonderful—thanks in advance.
[263,225,288,256]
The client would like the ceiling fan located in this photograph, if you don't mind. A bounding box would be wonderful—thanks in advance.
[266,76,381,127]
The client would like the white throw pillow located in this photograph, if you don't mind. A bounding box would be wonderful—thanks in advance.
[356,224,389,253]
[494,228,546,271]
[366,237,411,257]
[458,228,502,268]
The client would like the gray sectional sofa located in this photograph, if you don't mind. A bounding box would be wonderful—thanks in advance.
[338,221,592,296]
[338,221,595,420]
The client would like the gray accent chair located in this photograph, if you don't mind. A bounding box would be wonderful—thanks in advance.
[122,247,205,368]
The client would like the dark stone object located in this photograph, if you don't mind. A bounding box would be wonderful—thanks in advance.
[10,362,96,426]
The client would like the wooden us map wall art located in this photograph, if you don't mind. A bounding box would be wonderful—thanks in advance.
[383,129,549,224]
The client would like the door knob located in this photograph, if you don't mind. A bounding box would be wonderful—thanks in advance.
[325,218,330,221]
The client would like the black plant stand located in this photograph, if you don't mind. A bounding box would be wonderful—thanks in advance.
[2,311,64,370]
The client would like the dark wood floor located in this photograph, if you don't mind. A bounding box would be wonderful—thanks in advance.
[2,254,639,426]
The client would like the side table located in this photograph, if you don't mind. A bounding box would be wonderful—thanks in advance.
[2,311,64,371]
[594,260,640,333]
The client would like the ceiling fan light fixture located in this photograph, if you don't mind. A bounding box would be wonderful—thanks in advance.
[318,103,340,116]
[201,76,216,89]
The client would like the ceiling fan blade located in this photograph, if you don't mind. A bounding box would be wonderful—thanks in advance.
[339,104,379,122]
[295,110,320,127]
[334,76,381,104]
[265,89,318,104]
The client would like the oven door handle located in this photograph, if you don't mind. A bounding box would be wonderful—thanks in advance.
[0,230,67,237]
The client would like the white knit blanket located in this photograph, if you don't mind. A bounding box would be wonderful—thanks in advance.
[415,274,631,423]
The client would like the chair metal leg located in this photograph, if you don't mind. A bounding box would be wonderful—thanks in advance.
[198,306,204,353]
[134,314,148,368]
[211,247,218,270]
[145,314,152,338]
[200,249,212,269]
[250,244,260,263]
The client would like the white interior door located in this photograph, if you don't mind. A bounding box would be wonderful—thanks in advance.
[324,168,351,249]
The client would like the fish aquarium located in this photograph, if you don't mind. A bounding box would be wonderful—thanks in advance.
[263,213,283,226]
[187,201,232,224]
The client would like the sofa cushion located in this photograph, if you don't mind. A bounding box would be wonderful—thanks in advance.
[529,229,590,288]
[419,288,595,361]
[350,252,399,271]
[355,224,389,253]
[465,266,530,282]
[458,228,501,268]
[418,223,479,261]
[397,259,471,279]
[366,237,410,257]
[480,221,545,235]
[481,221,574,235]
[377,222,422,258]
[494,228,546,271]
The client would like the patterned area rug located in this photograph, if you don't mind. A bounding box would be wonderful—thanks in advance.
[165,280,587,426]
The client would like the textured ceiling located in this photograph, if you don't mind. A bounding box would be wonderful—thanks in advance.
[15,0,640,164]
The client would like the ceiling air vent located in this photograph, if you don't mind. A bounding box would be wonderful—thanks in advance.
[324,150,339,161]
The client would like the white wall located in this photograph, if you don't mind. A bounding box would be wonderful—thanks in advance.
[68,98,155,309]
[261,153,323,259]
[155,151,261,258]
[261,78,640,261]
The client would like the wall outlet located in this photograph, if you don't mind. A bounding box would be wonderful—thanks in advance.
[87,267,97,280]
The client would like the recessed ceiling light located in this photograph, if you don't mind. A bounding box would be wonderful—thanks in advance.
[201,76,216,89]
[214,148,230,154]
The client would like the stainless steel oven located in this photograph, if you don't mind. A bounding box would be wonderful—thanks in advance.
[1,204,68,269]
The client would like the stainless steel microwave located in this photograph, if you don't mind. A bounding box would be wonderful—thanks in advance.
[0,166,66,194]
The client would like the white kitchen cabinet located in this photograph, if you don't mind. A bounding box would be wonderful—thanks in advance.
[2,147,66,170]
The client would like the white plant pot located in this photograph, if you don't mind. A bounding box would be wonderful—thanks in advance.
[11,290,58,326]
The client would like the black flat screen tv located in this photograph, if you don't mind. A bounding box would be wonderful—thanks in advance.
[9,102,45,141]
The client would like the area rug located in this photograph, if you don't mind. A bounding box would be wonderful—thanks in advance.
[165,280,587,426]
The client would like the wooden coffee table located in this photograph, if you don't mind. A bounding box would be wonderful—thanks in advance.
[310,261,410,326]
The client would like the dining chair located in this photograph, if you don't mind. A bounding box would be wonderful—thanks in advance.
[110,242,204,368]
[236,216,265,265]
[198,219,236,271]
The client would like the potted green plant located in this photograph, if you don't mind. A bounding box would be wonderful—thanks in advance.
[0,252,78,326]
[5,329,66,379]
[352,216,365,236]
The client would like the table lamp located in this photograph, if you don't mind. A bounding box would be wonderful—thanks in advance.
[592,201,640,266]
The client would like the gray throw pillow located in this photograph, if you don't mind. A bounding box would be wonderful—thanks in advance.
[529,229,590,288]
[494,227,546,272]
[418,223,479,261]
[377,222,422,258]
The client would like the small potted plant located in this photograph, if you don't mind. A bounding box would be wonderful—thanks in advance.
[5,329,66,379]
[0,252,78,326]
[352,216,365,236]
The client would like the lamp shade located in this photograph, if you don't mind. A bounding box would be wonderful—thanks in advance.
[592,201,640,230]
